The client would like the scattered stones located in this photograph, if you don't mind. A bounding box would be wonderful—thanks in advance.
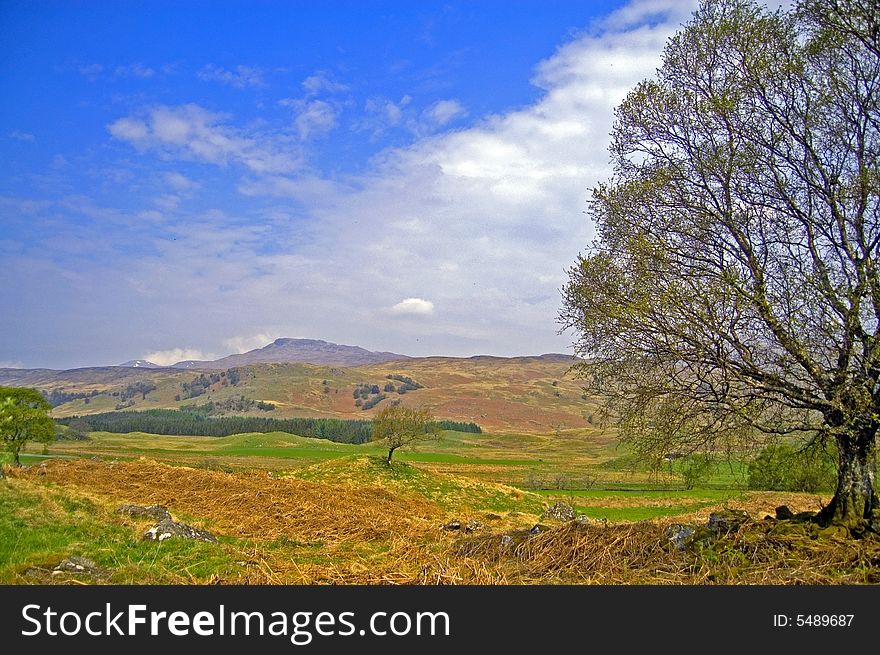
[143,518,217,543]
[500,535,513,546]
[667,525,696,551]
[707,509,751,534]
[52,556,107,578]
[441,519,462,531]
[575,514,590,525]
[464,520,483,533]
[541,502,576,522]
[117,504,171,521]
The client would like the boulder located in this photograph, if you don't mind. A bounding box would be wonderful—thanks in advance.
[52,556,107,578]
[143,518,217,543]
[117,504,171,521]
[667,525,696,551]
[541,502,576,521]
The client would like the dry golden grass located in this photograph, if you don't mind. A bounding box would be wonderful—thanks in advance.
[10,459,439,544]
[9,459,878,585]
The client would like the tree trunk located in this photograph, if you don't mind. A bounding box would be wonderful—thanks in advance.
[12,448,21,467]
[386,447,395,465]
[817,429,878,532]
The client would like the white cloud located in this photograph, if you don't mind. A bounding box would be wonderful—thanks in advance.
[114,63,155,78]
[164,172,200,192]
[108,117,149,141]
[9,130,35,141]
[223,332,279,354]
[425,99,466,126]
[83,1,702,360]
[152,194,180,210]
[0,360,24,369]
[301,72,348,95]
[142,347,212,366]
[108,104,299,174]
[197,64,265,88]
[389,298,435,316]
[287,99,339,139]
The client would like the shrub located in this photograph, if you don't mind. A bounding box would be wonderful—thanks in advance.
[748,442,837,493]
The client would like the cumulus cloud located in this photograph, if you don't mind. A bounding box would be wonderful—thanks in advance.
[389,298,435,316]
[108,104,299,174]
[223,332,279,354]
[301,71,348,95]
[197,64,265,88]
[142,347,212,366]
[283,99,339,139]
[424,99,466,126]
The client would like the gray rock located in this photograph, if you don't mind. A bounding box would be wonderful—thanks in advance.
[667,525,696,551]
[441,519,462,531]
[464,519,483,533]
[52,556,107,577]
[117,504,171,521]
[143,518,217,543]
[541,502,576,521]
[500,535,513,546]
[575,514,589,524]
[529,524,548,535]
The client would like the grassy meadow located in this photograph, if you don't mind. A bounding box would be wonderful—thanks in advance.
[1,357,871,585]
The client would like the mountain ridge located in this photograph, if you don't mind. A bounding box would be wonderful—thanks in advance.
[161,338,412,369]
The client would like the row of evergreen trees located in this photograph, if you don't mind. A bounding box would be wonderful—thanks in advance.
[56,409,482,442]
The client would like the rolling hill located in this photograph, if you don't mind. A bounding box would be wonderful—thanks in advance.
[0,351,593,434]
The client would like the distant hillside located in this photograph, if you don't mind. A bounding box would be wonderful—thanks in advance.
[169,338,411,369]
[119,360,160,368]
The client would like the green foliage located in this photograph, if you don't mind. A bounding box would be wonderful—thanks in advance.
[57,409,375,444]
[559,0,880,524]
[0,386,55,466]
[678,454,714,490]
[181,397,275,415]
[42,388,101,407]
[372,404,437,463]
[748,442,837,492]
[431,420,482,434]
[121,381,157,401]
[361,393,386,410]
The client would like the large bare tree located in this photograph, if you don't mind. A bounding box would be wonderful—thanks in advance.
[560,0,879,532]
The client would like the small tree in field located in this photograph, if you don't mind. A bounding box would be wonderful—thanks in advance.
[0,387,55,469]
[560,0,880,533]
[372,405,438,465]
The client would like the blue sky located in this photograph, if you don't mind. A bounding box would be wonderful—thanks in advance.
[0,0,699,369]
